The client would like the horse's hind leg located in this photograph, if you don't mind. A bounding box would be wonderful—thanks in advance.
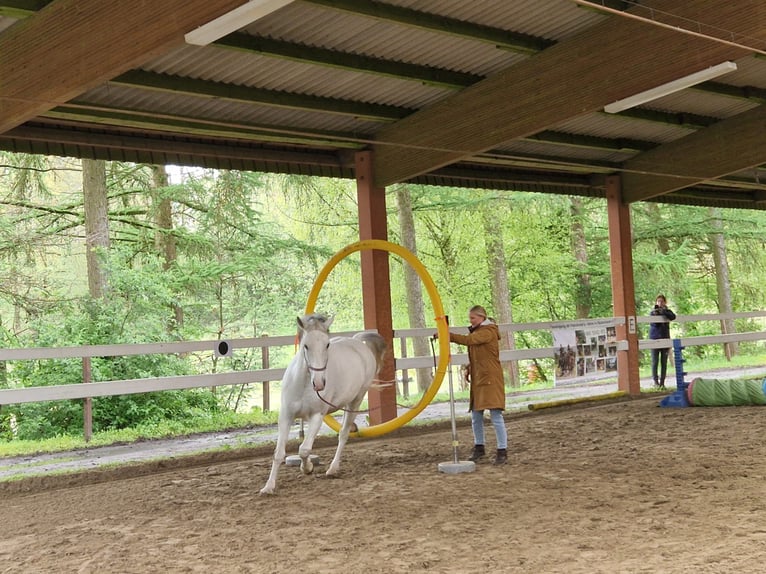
[260,411,292,495]
[298,412,324,475]
[326,404,360,477]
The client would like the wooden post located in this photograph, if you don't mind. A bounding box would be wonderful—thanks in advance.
[82,356,93,442]
[399,336,409,399]
[261,334,270,412]
[606,175,641,396]
[355,150,397,424]
[718,319,730,361]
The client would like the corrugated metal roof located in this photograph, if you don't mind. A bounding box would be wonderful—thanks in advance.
[495,139,637,164]
[551,112,696,144]
[144,43,451,108]
[245,2,527,76]
[3,0,766,208]
[78,84,384,136]
[723,56,766,88]
[387,0,608,40]
[645,90,759,119]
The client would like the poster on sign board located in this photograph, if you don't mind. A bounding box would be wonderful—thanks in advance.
[552,319,618,386]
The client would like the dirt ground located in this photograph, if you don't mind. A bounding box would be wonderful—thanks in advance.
[2,396,766,574]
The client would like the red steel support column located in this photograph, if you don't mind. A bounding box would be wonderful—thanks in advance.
[606,175,641,396]
[355,151,397,423]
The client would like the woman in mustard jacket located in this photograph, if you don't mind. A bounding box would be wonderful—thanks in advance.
[448,305,507,465]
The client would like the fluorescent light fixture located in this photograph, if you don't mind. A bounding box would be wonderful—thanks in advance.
[604,61,738,114]
[185,0,295,46]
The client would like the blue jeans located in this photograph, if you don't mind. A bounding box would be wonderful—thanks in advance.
[471,408,507,449]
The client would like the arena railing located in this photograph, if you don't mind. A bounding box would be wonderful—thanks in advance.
[1,311,765,440]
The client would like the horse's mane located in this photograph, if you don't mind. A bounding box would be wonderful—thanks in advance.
[352,331,388,375]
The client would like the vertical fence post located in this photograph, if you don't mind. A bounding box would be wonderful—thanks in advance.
[82,356,92,443]
[720,319,732,361]
[261,334,270,412]
[399,335,409,399]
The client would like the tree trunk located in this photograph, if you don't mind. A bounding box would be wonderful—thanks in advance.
[709,207,737,358]
[152,165,183,330]
[480,202,519,387]
[82,159,110,299]
[570,197,591,319]
[646,202,671,255]
[395,185,432,394]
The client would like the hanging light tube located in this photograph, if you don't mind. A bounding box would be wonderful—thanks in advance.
[603,61,738,113]
[185,0,295,46]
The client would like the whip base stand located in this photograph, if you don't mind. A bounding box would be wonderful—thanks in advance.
[438,460,476,474]
[285,454,320,467]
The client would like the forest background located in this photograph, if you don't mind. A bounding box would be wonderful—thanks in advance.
[2,152,765,443]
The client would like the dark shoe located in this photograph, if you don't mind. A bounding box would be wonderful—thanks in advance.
[468,444,486,462]
[493,448,507,465]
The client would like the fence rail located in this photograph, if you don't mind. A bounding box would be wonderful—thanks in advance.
[1,311,765,440]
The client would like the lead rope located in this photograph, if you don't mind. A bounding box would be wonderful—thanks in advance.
[313,344,421,415]
[314,389,368,414]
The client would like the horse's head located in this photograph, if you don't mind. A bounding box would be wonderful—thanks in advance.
[300,328,331,392]
[296,313,334,342]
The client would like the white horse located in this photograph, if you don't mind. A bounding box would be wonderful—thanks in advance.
[260,315,387,495]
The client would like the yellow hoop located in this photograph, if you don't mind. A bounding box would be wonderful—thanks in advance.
[305,239,450,438]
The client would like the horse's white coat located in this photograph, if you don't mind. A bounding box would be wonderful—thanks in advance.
[260,317,384,494]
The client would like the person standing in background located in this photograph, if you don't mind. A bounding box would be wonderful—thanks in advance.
[649,294,676,389]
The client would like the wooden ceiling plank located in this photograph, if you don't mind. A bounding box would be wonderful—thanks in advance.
[371,0,763,187]
[621,103,766,202]
[0,0,248,133]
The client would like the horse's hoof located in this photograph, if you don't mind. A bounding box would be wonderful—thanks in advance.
[259,486,275,495]
[300,461,314,475]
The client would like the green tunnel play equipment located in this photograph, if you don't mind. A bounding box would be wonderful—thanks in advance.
[686,378,766,407]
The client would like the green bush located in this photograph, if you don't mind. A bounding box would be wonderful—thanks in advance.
[4,277,222,440]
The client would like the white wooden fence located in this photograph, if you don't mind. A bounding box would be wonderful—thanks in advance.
[1,311,765,440]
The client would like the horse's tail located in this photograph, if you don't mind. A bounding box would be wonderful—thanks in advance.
[353,332,388,375]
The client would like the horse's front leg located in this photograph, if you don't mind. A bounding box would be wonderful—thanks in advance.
[326,403,360,477]
[260,410,292,495]
[298,412,324,475]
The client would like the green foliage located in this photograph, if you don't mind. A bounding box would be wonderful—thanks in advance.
[0,406,278,457]
[4,280,219,439]
[5,152,766,445]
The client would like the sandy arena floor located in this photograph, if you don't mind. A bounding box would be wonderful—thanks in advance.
[2,397,766,573]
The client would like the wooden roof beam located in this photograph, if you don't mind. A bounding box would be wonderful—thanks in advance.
[620,103,766,202]
[0,0,248,134]
[370,0,761,187]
